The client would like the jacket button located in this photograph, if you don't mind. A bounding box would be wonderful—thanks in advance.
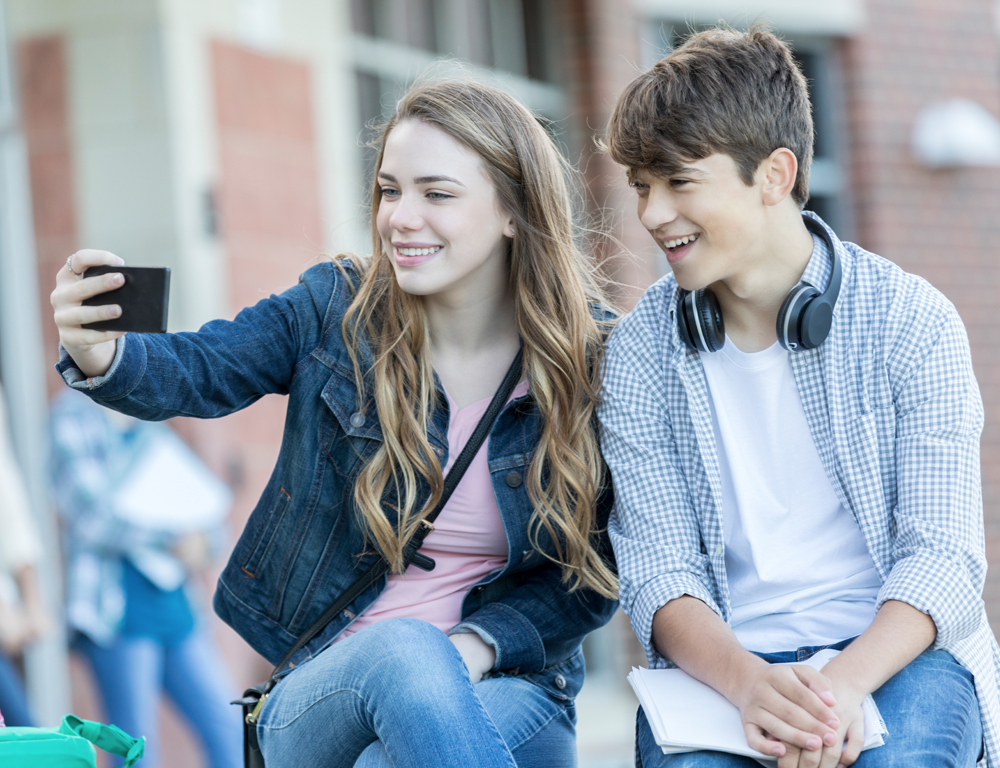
[350,411,365,428]
[505,471,522,488]
[521,549,532,562]
[553,674,567,690]
[433,445,444,457]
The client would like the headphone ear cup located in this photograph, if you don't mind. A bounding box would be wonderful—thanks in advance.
[676,290,697,351]
[695,290,725,353]
[798,297,834,349]
[776,284,820,350]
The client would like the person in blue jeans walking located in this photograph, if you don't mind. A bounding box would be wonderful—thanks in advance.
[49,391,243,768]
[0,382,50,727]
[598,24,995,768]
[48,80,619,768]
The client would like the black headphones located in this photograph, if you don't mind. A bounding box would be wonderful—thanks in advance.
[676,215,842,353]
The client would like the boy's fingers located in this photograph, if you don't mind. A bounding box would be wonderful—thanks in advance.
[837,719,865,766]
[749,707,825,752]
[744,723,786,758]
[784,667,839,726]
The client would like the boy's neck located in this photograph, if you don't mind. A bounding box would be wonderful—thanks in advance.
[711,209,816,354]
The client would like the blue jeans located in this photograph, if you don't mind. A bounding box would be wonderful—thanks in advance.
[637,645,983,768]
[0,649,34,726]
[76,628,243,768]
[256,618,577,768]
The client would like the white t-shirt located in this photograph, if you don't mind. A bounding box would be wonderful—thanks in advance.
[701,338,881,652]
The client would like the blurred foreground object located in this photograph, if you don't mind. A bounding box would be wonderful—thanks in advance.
[0,382,50,726]
[50,391,241,768]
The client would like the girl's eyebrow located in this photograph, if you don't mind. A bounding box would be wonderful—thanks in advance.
[377,171,465,187]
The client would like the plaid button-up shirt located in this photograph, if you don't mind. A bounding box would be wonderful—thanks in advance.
[599,212,999,766]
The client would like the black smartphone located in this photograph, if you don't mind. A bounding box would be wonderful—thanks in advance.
[82,266,171,333]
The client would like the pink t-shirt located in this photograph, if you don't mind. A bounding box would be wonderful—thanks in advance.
[339,380,530,638]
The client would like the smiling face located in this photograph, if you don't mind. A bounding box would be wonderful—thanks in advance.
[375,119,514,303]
[631,153,770,293]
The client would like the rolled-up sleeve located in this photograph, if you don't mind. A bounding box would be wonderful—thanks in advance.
[878,297,986,649]
[599,298,719,666]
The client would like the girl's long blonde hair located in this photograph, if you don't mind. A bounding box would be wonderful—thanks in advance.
[341,79,617,598]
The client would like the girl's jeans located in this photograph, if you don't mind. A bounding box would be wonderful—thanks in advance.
[256,617,577,768]
[76,628,243,768]
[637,643,982,767]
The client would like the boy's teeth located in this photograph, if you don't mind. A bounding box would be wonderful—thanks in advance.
[665,234,698,249]
[398,246,441,256]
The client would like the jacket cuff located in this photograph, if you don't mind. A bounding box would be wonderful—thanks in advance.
[877,550,984,649]
[628,572,721,668]
[56,335,145,399]
[452,602,546,673]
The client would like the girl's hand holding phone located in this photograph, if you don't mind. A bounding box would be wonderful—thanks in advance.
[51,249,126,379]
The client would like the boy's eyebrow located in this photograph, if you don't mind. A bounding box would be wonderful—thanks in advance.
[677,166,707,175]
[377,171,465,187]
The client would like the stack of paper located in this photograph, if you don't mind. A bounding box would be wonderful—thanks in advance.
[628,648,887,766]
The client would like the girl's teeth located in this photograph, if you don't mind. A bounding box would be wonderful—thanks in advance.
[398,246,441,256]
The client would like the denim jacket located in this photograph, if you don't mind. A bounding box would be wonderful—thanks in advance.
[57,260,617,701]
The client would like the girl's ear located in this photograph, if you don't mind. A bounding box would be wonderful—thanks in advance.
[503,218,515,239]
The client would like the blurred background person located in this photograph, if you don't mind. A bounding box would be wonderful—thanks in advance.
[49,389,242,768]
[0,382,50,727]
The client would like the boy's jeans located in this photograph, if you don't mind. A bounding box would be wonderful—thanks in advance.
[257,617,577,768]
[637,643,982,767]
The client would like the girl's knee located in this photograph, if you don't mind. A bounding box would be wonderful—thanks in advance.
[348,618,466,685]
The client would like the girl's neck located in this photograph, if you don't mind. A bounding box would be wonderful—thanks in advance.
[424,285,518,357]
[424,287,520,410]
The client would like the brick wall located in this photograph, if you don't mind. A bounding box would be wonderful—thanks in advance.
[562,0,663,312]
[170,40,327,691]
[19,36,77,397]
[842,0,1000,627]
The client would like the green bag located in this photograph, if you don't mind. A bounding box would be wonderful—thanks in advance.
[0,714,145,767]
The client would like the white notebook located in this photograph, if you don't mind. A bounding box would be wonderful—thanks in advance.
[628,648,887,766]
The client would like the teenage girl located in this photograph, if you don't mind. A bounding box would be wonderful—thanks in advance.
[50,80,618,768]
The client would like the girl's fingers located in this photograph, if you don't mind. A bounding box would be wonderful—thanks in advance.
[54,303,122,329]
[65,249,124,276]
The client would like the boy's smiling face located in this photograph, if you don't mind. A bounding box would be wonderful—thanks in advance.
[631,153,770,293]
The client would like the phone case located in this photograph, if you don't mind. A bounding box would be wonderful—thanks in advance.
[81,266,171,333]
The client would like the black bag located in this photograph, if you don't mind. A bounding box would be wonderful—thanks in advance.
[233,350,524,768]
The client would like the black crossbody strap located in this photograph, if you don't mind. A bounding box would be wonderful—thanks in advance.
[263,348,524,689]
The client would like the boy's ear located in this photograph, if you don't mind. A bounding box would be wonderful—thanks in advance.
[759,148,798,207]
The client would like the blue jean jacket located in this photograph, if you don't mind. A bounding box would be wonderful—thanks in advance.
[57,261,617,701]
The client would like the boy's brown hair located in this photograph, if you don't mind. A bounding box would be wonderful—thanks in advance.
[604,24,814,207]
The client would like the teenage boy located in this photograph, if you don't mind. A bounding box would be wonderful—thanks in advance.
[598,25,997,768]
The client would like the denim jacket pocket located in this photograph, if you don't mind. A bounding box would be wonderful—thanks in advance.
[522,647,586,704]
[241,487,292,578]
[320,371,383,478]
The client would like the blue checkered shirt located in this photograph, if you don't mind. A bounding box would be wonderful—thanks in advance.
[599,212,999,766]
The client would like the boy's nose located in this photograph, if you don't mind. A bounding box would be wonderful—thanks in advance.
[638,187,679,233]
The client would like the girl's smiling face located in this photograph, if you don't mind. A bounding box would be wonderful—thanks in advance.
[376,119,515,303]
